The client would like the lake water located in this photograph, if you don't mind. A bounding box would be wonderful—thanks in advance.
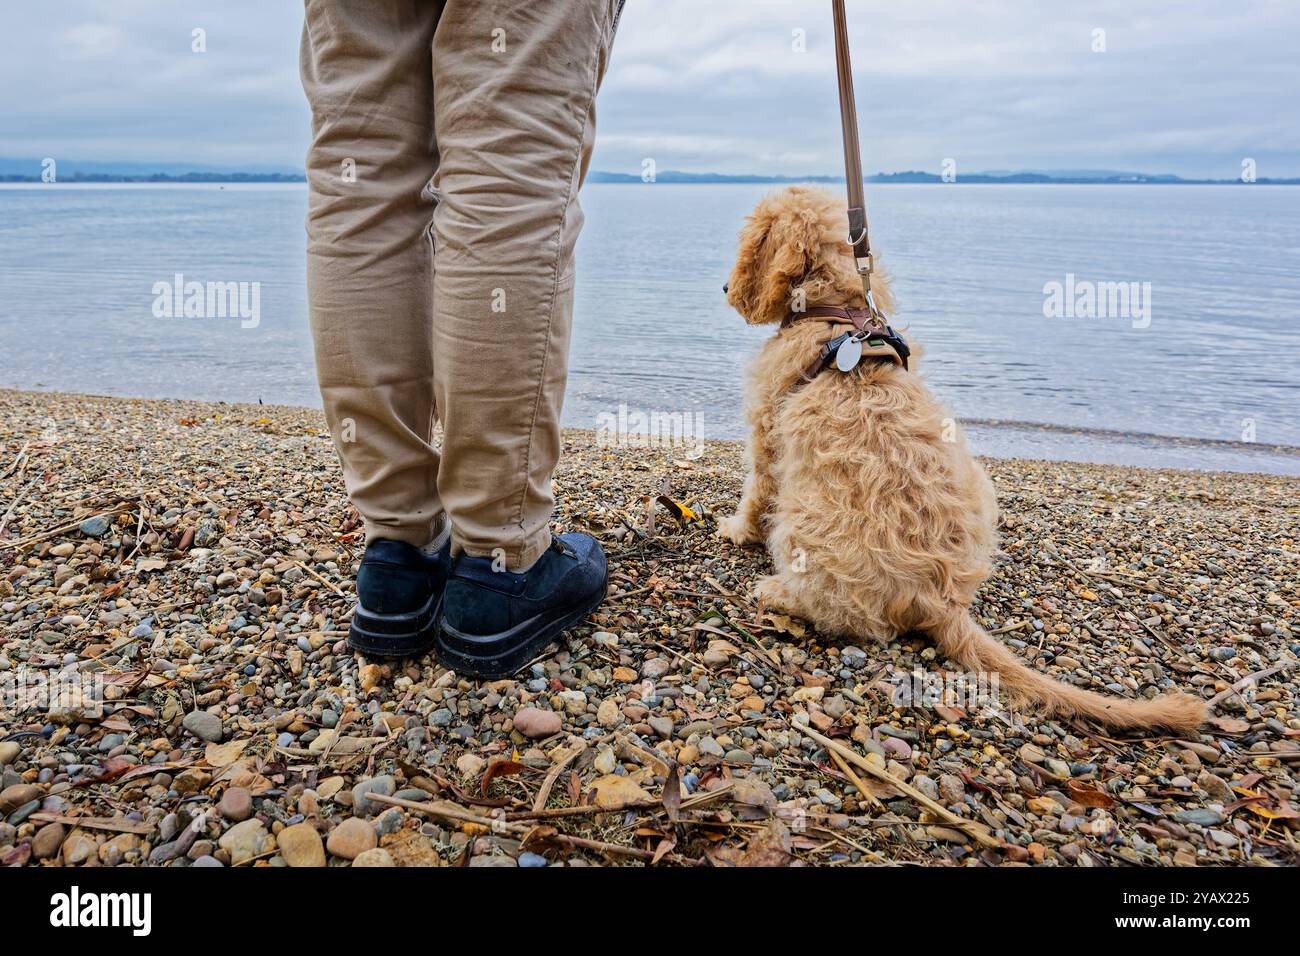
[1,182,1297,474]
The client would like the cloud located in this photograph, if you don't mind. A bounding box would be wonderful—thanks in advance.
[0,0,1295,177]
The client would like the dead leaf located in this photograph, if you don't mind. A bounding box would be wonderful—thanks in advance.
[663,763,682,823]
[740,819,794,867]
[765,613,807,639]
[1068,780,1117,809]
[651,834,677,864]
[520,824,562,856]
[589,774,653,810]
[705,845,745,867]
[480,759,526,797]
[1208,716,1250,734]
[205,739,248,768]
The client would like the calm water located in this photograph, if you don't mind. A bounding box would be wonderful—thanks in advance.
[1,182,1297,474]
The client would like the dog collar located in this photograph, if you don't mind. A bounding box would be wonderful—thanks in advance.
[783,306,910,379]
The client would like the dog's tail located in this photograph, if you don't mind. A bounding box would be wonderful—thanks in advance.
[932,612,1205,733]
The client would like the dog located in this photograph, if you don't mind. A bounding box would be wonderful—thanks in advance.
[718,185,1205,733]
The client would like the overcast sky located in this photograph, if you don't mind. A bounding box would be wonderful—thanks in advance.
[1,1,1295,178]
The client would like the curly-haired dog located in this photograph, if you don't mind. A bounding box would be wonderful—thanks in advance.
[718,185,1205,733]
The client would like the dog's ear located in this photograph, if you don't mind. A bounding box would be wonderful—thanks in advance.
[725,203,779,324]
[726,187,844,325]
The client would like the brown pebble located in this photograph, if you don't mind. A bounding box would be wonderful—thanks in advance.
[219,786,253,822]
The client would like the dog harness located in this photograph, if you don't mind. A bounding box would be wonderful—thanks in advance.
[782,305,910,384]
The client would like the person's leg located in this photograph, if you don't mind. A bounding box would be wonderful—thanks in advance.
[430,0,622,678]
[300,0,446,549]
[301,1,451,657]
[430,0,622,571]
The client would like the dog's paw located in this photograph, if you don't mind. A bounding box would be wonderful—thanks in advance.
[716,513,762,546]
[753,574,789,609]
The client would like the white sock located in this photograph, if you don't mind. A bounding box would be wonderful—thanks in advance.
[421,518,451,556]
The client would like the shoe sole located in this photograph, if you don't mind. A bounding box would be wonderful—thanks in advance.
[347,590,442,659]
[435,580,608,679]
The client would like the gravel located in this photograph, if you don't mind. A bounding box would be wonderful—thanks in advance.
[0,389,1296,867]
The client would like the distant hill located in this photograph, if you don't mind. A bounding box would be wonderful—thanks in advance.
[0,158,303,180]
[1,159,1295,185]
[592,169,1299,186]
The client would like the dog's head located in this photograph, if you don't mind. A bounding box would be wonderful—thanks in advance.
[725,185,894,326]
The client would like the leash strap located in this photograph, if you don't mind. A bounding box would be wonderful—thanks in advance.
[832,0,869,264]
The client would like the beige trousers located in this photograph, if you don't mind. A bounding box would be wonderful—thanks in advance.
[300,0,620,570]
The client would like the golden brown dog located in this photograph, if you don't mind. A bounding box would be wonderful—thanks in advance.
[718,185,1205,733]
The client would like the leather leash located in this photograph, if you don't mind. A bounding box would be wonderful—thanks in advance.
[832,0,880,315]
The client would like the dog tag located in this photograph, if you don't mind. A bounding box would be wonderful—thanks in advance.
[834,335,863,372]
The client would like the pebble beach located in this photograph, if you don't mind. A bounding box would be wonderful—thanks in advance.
[1,388,1297,868]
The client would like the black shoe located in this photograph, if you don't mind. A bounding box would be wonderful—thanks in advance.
[348,538,450,658]
[436,533,608,679]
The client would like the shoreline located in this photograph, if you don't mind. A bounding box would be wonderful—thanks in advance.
[6,385,1297,478]
[1,389,1296,868]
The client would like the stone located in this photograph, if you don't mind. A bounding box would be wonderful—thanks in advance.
[908,776,938,803]
[1018,743,1046,764]
[593,746,618,775]
[218,818,270,865]
[882,736,912,760]
[219,787,253,822]
[698,736,725,758]
[278,822,326,867]
[182,710,224,742]
[381,830,442,867]
[32,822,66,860]
[6,799,40,824]
[0,784,42,814]
[326,817,377,860]
[99,833,141,866]
[1198,772,1233,803]
[456,753,486,779]
[597,698,623,728]
[352,847,396,867]
[79,515,111,537]
[877,724,919,743]
[193,517,226,548]
[351,775,396,816]
[823,695,850,719]
[1045,758,1072,778]
[173,768,211,794]
[62,832,97,865]
[939,774,966,804]
[0,742,19,766]
[1028,796,1064,816]
[374,808,403,837]
[1174,808,1225,827]
[513,707,562,739]
[1208,829,1239,848]
[641,658,672,680]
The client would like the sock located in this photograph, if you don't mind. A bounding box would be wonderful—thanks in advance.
[421,518,451,556]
